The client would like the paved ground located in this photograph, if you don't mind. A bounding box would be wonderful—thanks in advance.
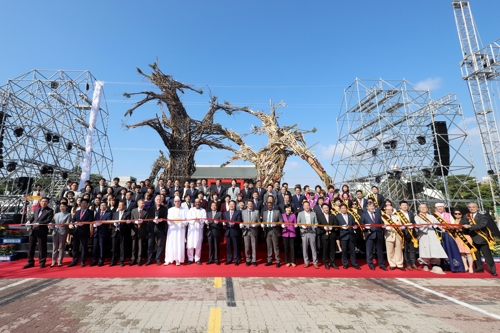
[0,277,499,332]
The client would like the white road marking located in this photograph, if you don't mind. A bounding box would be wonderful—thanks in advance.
[397,278,500,320]
[0,278,34,292]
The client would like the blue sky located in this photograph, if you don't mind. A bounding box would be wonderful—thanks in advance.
[1,0,500,187]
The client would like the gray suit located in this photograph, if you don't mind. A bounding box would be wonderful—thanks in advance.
[51,212,71,264]
[297,210,319,264]
[242,208,260,263]
[261,209,283,263]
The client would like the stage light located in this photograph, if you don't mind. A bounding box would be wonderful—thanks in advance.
[13,127,24,137]
[372,148,378,156]
[0,161,3,168]
[45,132,53,142]
[487,169,495,176]
[66,142,73,151]
[6,162,17,172]
[394,170,402,180]
[40,165,54,174]
[383,140,398,150]
[52,135,60,143]
[61,171,69,179]
[85,82,90,91]
[422,168,432,178]
[417,136,426,145]
[50,81,59,89]
[375,176,381,183]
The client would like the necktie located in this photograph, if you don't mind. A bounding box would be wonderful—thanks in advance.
[37,191,40,196]
[80,210,84,220]
[138,210,141,218]
[268,211,272,223]
[230,211,233,220]
[248,210,251,221]
[371,212,375,222]
[344,214,348,224]
[100,212,104,219]
[127,200,130,208]
[38,209,43,217]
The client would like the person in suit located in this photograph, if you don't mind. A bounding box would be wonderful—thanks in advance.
[111,177,123,196]
[129,199,148,266]
[250,191,262,213]
[261,196,283,268]
[279,194,295,214]
[124,191,137,212]
[24,197,54,269]
[367,186,384,209]
[226,179,240,202]
[263,185,277,205]
[281,204,297,267]
[110,201,131,266]
[297,201,319,268]
[147,195,169,265]
[382,205,405,271]
[91,202,112,266]
[336,204,359,269]
[317,203,340,270]
[292,186,305,213]
[186,181,199,203]
[240,181,252,202]
[132,185,143,202]
[461,202,499,276]
[361,202,387,271]
[50,202,71,267]
[276,186,287,206]
[211,179,226,199]
[206,201,223,265]
[223,200,242,265]
[170,179,182,196]
[58,180,73,199]
[253,180,265,202]
[397,200,419,271]
[93,178,108,197]
[241,200,260,266]
[220,195,232,214]
[68,199,94,267]
[154,178,170,197]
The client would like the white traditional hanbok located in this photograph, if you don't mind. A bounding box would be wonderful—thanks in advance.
[186,207,206,262]
[165,206,187,265]
[415,213,448,266]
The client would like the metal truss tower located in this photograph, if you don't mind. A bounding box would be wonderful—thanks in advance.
[453,1,500,213]
[0,70,113,215]
[331,78,480,209]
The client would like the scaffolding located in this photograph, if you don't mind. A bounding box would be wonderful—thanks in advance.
[0,70,113,216]
[331,78,480,209]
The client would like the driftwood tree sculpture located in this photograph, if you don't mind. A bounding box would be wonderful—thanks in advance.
[221,100,333,187]
[123,60,247,182]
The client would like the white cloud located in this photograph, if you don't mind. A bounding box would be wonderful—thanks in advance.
[317,144,337,160]
[415,77,442,91]
[284,161,302,171]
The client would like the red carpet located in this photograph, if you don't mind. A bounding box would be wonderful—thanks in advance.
[1,241,498,279]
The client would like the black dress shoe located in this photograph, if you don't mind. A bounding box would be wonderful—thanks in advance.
[235,261,239,266]
[331,264,339,270]
[137,261,142,267]
[129,261,136,266]
[492,272,498,276]
[353,265,361,270]
[207,260,214,265]
[145,260,152,266]
[90,262,98,267]
[369,265,375,270]
[398,267,406,271]
[98,262,104,267]
[109,262,117,267]
[68,262,77,267]
[196,261,202,265]
[246,262,251,267]
[81,263,86,267]
[216,261,220,265]
[120,262,125,267]
[23,263,34,269]
[276,263,281,268]
[390,267,395,270]
[156,261,161,266]
[187,261,193,265]
[253,262,258,267]
[379,266,388,271]
[40,264,46,268]
[265,262,272,266]
[474,268,485,273]
[325,264,330,270]
[225,261,232,265]
[343,265,348,269]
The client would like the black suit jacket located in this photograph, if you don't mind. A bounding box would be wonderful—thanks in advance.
[211,185,226,198]
[335,213,356,241]
[93,186,108,196]
[253,187,265,201]
[186,188,199,202]
[72,209,94,236]
[223,210,242,237]
[291,194,305,212]
[147,205,168,232]
[111,210,131,238]
[360,210,383,240]
[317,212,338,239]
[241,188,252,201]
[28,207,55,236]
[93,210,112,238]
[124,200,137,212]
[132,192,143,202]
[460,212,500,244]
[278,202,295,214]
[206,211,223,237]
[130,207,149,237]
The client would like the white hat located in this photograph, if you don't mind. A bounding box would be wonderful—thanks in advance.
[435,203,445,208]
[174,196,181,202]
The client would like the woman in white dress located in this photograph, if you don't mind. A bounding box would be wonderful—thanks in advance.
[415,203,448,274]
[165,197,187,266]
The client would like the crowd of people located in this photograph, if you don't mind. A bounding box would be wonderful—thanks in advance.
[22,177,500,276]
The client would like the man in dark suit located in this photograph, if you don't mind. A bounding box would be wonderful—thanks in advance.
[278,194,295,214]
[223,200,242,265]
[111,177,123,196]
[91,202,112,266]
[186,181,199,203]
[154,178,170,197]
[130,199,149,266]
[250,191,262,213]
[317,203,339,270]
[147,195,168,265]
[367,186,384,209]
[291,186,305,213]
[24,197,54,269]
[132,186,143,202]
[69,199,94,267]
[355,190,367,210]
[276,187,288,206]
[206,201,223,265]
[336,204,360,269]
[461,202,499,276]
[397,200,419,271]
[241,200,260,266]
[240,181,252,202]
[253,180,265,202]
[170,179,182,196]
[211,179,226,199]
[361,202,387,270]
[93,178,108,197]
[110,201,131,266]
[261,198,283,267]
[124,191,137,212]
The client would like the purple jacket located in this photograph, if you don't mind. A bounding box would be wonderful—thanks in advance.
[282,213,297,238]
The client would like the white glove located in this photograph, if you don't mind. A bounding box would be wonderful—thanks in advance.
[282,224,286,228]
[261,224,265,228]
[342,225,348,229]
[271,223,276,227]
[77,223,83,227]
[385,226,392,231]
[134,220,139,224]
[93,223,96,227]
[302,225,307,229]
[153,219,158,224]
[26,222,31,225]
[126,220,131,224]
[364,224,371,228]
[353,225,358,229]
[239,224,244,229]
[251,224,256,228]
[113,222,119,227]
[33,222,39,226]
[400,226,406,230]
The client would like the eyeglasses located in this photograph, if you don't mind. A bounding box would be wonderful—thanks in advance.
[453,213,462,215]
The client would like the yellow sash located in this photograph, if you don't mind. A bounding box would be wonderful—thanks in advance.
[466,213,496,250]
[348,208,365,240]
[433,212,477,259]
[330,205,340,215]
[381,213,404,248]
[396,211,418,248]
[417,213,442,242]
[368,193,379,207]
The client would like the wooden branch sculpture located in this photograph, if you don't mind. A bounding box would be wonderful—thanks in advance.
[123,59,244,182]
[222,100,333,187]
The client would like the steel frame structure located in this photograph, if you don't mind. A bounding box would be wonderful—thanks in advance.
[0,70,113,215]
[331,78,480,209]
[453,1,500,213]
